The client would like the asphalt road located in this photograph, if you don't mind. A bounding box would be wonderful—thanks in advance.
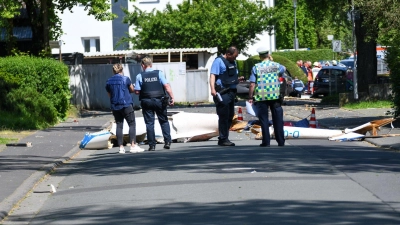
[1,99,400,224]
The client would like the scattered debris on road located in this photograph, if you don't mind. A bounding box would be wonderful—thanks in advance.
[6,142,32,147]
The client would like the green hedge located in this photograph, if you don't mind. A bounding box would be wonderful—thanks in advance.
[0,56,70,129]
[237,54,307,84]
[272,49,348,63]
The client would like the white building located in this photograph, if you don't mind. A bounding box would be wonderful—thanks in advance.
[53,0,276,59]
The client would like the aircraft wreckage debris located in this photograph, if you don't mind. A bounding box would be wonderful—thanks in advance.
[6,142,33,147]
[78,110,398,150]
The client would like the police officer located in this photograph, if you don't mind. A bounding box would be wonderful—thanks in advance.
[134,56,175,151]
[292,77,305,97]
[210,46,240,146]
[105,63,144,154]
[248,47,286,147]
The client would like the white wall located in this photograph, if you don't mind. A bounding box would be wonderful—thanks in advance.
[52,6,113,54]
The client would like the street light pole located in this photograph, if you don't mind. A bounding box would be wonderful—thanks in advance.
[293,0,298,50]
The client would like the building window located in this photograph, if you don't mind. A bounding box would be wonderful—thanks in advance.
[84,40,90,52]
[82,38,100,53]
[95,39,100,52]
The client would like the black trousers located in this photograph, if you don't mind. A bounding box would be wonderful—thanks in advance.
[112,105,136,146]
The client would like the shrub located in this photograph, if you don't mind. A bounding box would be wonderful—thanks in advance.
[6,88,58,129]
[0,56,70,129]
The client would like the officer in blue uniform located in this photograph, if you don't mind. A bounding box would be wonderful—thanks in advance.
[291,77,305,97]
[210,46,240,146]
[248,47,286,147]
[134,56,175,151]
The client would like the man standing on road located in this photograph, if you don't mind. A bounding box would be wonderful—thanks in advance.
[105,63,145,154]
[210,46,240,147]
[134,56,175,151]
[248,47,286,147]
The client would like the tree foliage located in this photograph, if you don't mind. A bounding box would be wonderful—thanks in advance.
[123,0,274,54]
[275,0,386,94]
[0,0,23,54]
[365,0,400,117]
[0,0,116,56]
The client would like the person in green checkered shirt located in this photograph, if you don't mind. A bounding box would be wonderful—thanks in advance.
[248,47,286,147]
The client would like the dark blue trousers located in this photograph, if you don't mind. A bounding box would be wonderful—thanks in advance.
[255,99,285,146]
[141,98,171,147]
[214,91,236,142]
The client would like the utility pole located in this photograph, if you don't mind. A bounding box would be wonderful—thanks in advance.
[293,0,298,50]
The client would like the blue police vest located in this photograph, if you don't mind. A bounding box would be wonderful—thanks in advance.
[139,70,164,100]
[293,79,303,88]
[218,56,238,86]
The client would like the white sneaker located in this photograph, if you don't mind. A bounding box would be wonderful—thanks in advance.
[130,145,145,153]
[119,148,126,154]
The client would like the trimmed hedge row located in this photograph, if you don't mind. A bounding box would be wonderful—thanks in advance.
[0,56,70,129]
[272,49,343,63]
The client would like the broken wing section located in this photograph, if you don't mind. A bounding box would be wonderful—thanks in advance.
[171,112,219,142]
[80,112,219,149]
[345,118,396,136]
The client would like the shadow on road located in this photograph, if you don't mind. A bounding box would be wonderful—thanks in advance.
[8,199,399,224]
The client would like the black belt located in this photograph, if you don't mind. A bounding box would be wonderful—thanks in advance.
[142,97,163,100]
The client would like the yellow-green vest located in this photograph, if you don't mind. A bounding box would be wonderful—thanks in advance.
[254,61,280,101]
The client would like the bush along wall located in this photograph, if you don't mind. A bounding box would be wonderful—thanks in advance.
[0,56,70,129]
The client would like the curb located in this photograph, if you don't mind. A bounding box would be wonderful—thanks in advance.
[0,119,112,221]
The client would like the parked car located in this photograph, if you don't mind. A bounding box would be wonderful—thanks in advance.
[339,58,355,70]
[312,66,353,97]
[340,57,389,75]
[319,60,346,67]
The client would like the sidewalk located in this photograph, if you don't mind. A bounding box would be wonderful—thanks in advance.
[0,112,114,220]
[1,102,399,221]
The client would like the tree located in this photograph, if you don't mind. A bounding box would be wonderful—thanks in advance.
[364,0,400,116]
[274,0,352,51]
[274,0,318,49]
[286,0,387,94]
[0,0,117,56]
[123,0,275,54]
[0,0,21,55]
